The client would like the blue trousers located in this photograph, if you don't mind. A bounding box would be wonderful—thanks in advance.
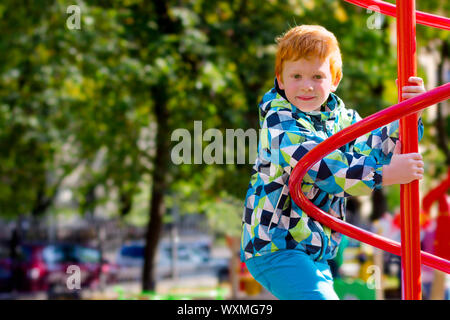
[245,249,339,300]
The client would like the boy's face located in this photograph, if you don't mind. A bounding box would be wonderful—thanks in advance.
[277,57,340,112]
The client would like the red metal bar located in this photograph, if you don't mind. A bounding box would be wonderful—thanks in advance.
[422,169,450,215]
[396,0,422,300]
[343,0,450,30]
[289,83,450,274]
[435,196,450,260]
[422,170,450,261]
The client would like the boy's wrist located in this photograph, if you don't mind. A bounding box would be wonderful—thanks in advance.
[381,163,396,187]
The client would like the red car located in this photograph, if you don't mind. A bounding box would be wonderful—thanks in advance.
[0,242,117,295]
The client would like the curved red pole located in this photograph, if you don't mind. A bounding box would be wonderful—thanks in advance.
[289,83,450,275]
[343,0,450,30]
[397,0,421,301]
[435,196,450,261]
[422,171,450,262]
[422,169,450,214]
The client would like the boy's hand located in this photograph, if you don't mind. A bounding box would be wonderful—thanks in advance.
[395,76,426,117]
[382,141,424,186]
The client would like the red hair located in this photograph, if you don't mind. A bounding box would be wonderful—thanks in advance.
[275,25,342,83]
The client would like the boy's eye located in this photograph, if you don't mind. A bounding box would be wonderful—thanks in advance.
[314,75,323,79]
[293,74,301,79]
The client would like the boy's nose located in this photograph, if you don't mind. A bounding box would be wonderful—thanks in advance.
[300,83,313,92]
[299,79,314,91]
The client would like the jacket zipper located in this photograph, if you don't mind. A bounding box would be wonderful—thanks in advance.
[315,229,325,262]
[309,117,329,261]
[268,185,286,231]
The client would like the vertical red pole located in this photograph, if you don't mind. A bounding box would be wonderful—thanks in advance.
[396,0,422,300]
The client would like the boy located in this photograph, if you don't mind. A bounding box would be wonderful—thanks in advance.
[240,25,425,300]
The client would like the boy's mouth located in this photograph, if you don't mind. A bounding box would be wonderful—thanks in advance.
[296,96,315,101]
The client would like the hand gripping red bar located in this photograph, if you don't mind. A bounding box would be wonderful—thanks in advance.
[396,0,421,300]
[289,83,450,274]
[343,0,450,30]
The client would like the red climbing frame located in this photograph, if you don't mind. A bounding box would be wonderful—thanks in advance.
[290,0,450,300]
[396,0,421,301]
[342,0,450,30]
[422,170,450,262]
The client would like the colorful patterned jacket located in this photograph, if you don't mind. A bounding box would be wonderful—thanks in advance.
[240,78,423,262]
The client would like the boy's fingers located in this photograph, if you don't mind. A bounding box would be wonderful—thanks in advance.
[408,76,423,84]
[402,85,424,92]
[397,77,423,85]
[402,93,421,99]
[407,153,422,160]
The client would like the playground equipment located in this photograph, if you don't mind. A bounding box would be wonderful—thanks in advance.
[290,0,450,300]
[422,169,450,299]
[422,169,450,262]
[343,0,450,30]
[376,170,450,298]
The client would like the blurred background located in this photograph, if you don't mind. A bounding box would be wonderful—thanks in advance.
[0,0,449,300]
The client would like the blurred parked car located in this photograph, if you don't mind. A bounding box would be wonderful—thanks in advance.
[115,238,229,282]
[0,243,13,293]
[115,242,145,282]
[0,241,118,295]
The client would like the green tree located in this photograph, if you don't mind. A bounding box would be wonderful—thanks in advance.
[0,1,151,224]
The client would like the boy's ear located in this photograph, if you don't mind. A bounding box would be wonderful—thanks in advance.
[331,73,342,92]
[276,73,285,90]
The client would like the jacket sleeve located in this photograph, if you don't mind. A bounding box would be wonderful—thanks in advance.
[349,110,424,165]
[260,109,384,198]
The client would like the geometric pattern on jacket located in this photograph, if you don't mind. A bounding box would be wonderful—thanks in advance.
[241,78,424,262]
